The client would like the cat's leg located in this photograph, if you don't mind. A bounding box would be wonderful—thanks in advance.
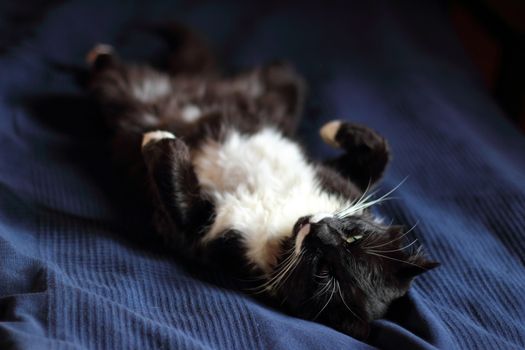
[320,120,390,190]
[87,45,178,197]
[86,44,172,133]
[141,130,214,250]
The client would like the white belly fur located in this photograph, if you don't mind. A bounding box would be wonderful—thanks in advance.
[192,127,346,272]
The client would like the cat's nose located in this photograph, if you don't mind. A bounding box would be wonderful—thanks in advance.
[309,220,342,249]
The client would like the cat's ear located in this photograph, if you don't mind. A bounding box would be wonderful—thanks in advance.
[386,226,440,278]
[398,254,440,279]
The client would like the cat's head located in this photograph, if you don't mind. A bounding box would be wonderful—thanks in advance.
[266,212,438,339]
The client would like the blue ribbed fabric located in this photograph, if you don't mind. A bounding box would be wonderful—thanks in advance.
[1,1,524,349]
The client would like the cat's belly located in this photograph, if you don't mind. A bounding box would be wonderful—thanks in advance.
[192,127,345,271]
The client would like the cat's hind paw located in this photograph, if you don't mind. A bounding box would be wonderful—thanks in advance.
[86,44,115,66]
[142,131,176,148]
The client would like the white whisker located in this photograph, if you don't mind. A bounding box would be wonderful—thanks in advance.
[312,280,336,320]
[336,177,408,218]
[273,251,303,290]
[368,239,418,254]
[335,181,373,217]
[248,251,299,293]
[363,221,418,250]
[258,249,304,293]
[309,277,334,301]
[336,281,362,321]
[365,251,427,269]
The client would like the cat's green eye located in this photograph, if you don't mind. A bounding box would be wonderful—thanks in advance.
[345,235,363,244]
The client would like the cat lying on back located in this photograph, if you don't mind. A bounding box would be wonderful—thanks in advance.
[86,23,438,339]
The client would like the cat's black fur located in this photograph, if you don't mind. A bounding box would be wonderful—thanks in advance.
[86,24,438,340]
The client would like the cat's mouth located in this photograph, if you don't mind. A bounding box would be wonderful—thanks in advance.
[292,216,310,235]
[290,216,310,255]
[294,222,311,255]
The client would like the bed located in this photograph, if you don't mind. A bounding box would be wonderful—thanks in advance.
[1,1,524,349]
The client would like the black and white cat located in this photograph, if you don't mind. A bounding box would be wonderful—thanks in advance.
[86,24,438,339]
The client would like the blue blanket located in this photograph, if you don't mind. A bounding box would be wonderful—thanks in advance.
[1,1,524,349]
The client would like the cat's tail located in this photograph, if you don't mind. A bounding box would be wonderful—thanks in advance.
[142,21,217,77]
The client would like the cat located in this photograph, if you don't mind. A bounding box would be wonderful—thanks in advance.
[86,23,438,339]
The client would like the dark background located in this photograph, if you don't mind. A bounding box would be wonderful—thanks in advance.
[450,0,524,131]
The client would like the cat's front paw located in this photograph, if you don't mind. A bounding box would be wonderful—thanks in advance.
[320,120,386,152]
[320,120,343,148]
[142,131,176,148]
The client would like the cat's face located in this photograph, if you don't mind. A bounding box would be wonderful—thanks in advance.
[266,213,438,339]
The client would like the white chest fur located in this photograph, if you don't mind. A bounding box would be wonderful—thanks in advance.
[192,128,346,272]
